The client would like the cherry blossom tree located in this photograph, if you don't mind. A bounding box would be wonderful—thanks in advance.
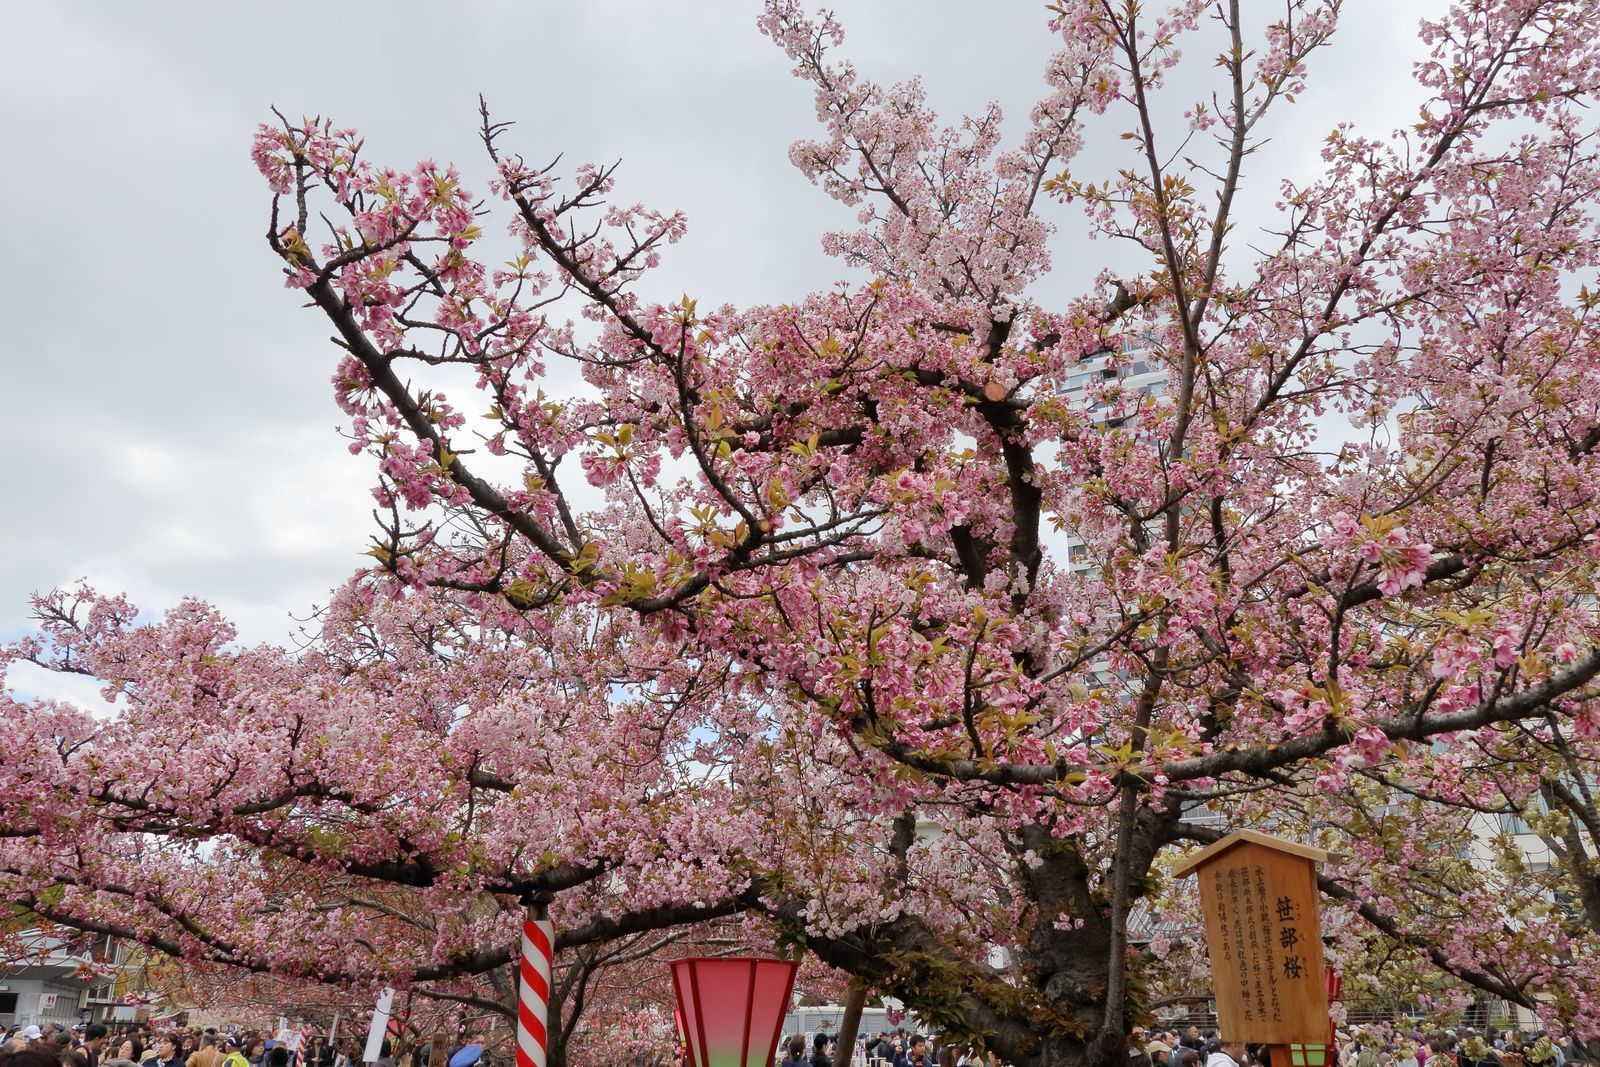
[8,2,1600,1066]
[1284,704,1600,1045]
[0,579,776,1067]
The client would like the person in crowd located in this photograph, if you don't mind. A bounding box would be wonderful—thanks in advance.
[1350,1036,1382,1067]
[218,1037,248,1067]
[114,1040,142,1064]
[51,1033,78,1063]
[811,1035,832,1067]
[1181,1031,1205,1054]
[781,1038,808,1067]
[1148,1041,1172,1067]
[2,1049,68,1067]
[80,1026,109,1067]
[1206,1040,1246,1067]
[895,1036,932,1067]
[150,1037,184,1067]
[187,1036,220,1067]
[1524,1036,1561,1067]
[1459,1035,1501,1067]
[450,1033,484,1067]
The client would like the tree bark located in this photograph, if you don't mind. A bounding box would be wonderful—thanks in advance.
[833,981,868,1067]
[762,811,1176,1067]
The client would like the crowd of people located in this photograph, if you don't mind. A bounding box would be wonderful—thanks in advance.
[778,1028,987,1067]
[1126,1023,1588,1067]
[0,1018,1587,1067]
[1317,1026,1582,1067]
[772,1023,1591,1067]
[0,1022,506,1067]
[0,1023,365,1067]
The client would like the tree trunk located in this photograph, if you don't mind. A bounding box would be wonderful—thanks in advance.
[1025,920,1120,1067]
[754,804,1186,1067]
[545,1037,566,1067]
[781,899,1119,1067]
[833,981,868,1067]
[1014,829,1125,1067]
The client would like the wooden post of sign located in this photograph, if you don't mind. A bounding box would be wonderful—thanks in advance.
[1173,830,1337,1067]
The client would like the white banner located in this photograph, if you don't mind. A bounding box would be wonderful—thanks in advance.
[363,990,395,1064]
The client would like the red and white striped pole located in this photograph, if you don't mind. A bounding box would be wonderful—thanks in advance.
[516,905,554,1067]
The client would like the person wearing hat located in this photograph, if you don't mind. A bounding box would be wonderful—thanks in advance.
[1149,1041,1173,1067]
[447,1037,484,1067]
[219,1035,250,1067]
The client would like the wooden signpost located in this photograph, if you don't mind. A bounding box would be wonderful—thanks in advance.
[1173,830,1335,1067]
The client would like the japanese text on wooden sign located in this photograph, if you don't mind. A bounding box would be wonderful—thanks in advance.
[1192,839,1329,1046]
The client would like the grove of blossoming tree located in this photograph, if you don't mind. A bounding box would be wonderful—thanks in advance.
[7,1,1600,1066]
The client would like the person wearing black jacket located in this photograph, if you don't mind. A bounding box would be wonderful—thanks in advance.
[781,1037,808,1067]
[895,1037,934,1067]
[151,1036,186,1067]
[80,1024,109,1067]
[811,1035,832,1067]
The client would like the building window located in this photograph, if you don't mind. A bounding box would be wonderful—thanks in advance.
[1499,812,1532,834]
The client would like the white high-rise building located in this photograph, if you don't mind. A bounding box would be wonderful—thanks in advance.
[1055,337,1166,576]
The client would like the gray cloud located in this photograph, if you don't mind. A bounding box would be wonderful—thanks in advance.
[3,1,1439,666]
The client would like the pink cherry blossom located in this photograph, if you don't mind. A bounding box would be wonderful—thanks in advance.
[7,2,1600,1064]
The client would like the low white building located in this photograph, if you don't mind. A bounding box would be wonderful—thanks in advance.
[0,929,126,1029]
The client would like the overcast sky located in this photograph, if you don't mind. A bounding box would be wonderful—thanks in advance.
[3,2,1437,702]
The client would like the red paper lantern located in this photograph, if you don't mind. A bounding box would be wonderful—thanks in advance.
[671,957,798,1067]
